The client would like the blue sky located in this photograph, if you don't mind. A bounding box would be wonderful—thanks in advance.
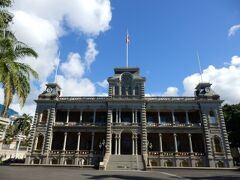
[59,0,240,94]
[1,0,240,114]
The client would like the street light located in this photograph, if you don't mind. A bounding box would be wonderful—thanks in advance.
[99,139,106,156]
[15,132,25,158]
[147,140,153,166]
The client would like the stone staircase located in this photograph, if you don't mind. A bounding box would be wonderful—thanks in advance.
[106,155,145,171]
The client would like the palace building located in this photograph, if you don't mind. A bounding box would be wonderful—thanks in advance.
[25,67,233,170]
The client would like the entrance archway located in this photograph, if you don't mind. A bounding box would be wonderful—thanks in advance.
[121,132,132,154]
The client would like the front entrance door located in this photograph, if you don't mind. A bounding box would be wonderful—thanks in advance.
[121,133,132,154]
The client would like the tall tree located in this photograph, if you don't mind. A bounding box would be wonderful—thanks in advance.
[13,113,32,136]
[0,0,13,29]
[223,103,240,148]
[0,0,38,117]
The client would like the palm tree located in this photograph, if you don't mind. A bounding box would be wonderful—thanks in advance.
[0,123,5,132]
[0,0,13,29]
[0,37,38,117]
[13,113,32,136]
[0,0,38,117]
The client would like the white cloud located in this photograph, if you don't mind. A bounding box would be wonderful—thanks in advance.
[13,0,112,35]
[97,79,108,89]
[231,56,240,66]
[85,38,99,70]
[60,53,85,78]
[56,75,96,96]
[162,87,179,96]
[183,56,240,104]
[228,24,240,37]
[0,0,112,115]
[12,10,59,81]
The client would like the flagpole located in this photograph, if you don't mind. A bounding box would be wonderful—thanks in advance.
[126,40,128,68]
[54,51,60,83]
[197,51,203,82]
[126,31,129,68]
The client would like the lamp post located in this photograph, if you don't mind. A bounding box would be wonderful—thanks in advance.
[15,132,25,158]
[99,139,106,156]
[147,140,153,166]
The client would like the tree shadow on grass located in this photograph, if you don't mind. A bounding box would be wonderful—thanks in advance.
[81,174,163,180]
[184,175,240,180]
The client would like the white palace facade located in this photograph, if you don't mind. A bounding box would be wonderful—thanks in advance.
[25,67,233,170]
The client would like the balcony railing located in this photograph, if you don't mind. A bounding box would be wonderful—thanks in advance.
[148,151,205,157]
[54,122,107,126]
[50,150,90,155]
[59,97,109,101]
[112,122,140,126]
[145,97,196,101]
[146,123,202,127]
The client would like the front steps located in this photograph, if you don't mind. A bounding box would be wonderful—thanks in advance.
[106,155,145,171]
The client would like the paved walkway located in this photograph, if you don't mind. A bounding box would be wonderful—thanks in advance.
[0,166,239,180]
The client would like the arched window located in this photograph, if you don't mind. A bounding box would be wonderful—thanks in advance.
[41,110,48,123]
[214,136,222,153]
[209,110,217,124]
[121,72,132,96]
[135,85,139,96]
[122,86,126,95]
[127,86,132,95]
[36,134,44,150]
[115,86,119,95]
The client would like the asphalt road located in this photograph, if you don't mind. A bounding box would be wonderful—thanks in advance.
[0,166,239,180]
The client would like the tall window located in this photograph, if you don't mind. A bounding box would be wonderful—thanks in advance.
[127,86,132,95]
[41,110,48,123]
[122,86,126,95]
[209,110,217,124]
[36,134,44,150]
[135,85,139,96]
[121,72,133,96]
[115,86,119,95]
[214,136,222,153]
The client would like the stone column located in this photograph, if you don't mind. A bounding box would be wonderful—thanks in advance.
[135,135,138,155]
[132,134,135,155]
[172,111,175,125]
[116,109,118,123]
[174,133,178,153]
[34,136,38,150]
[91,132,95,151]
[118,134,121,155]
[93,110,96,124]
[77,132,81,151]
[115,135,118,155]
[108,85,113,97]
[159,133,163,152]
[42,108,56,156]
[119,86,122,96]
[200,108,214,167]
[63,132,67,151]
[135,110,138,123]
[141,103,148,162]
[132,110,135,124]
[105,109,112,154]
[119,109,121,123]
[186,111,190,124]
[188,133,193,153]
[66,110,69,124]
[158,111,161,125]
[218,106,233,167]
[79,111,83,123]
[112,85,115,96]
